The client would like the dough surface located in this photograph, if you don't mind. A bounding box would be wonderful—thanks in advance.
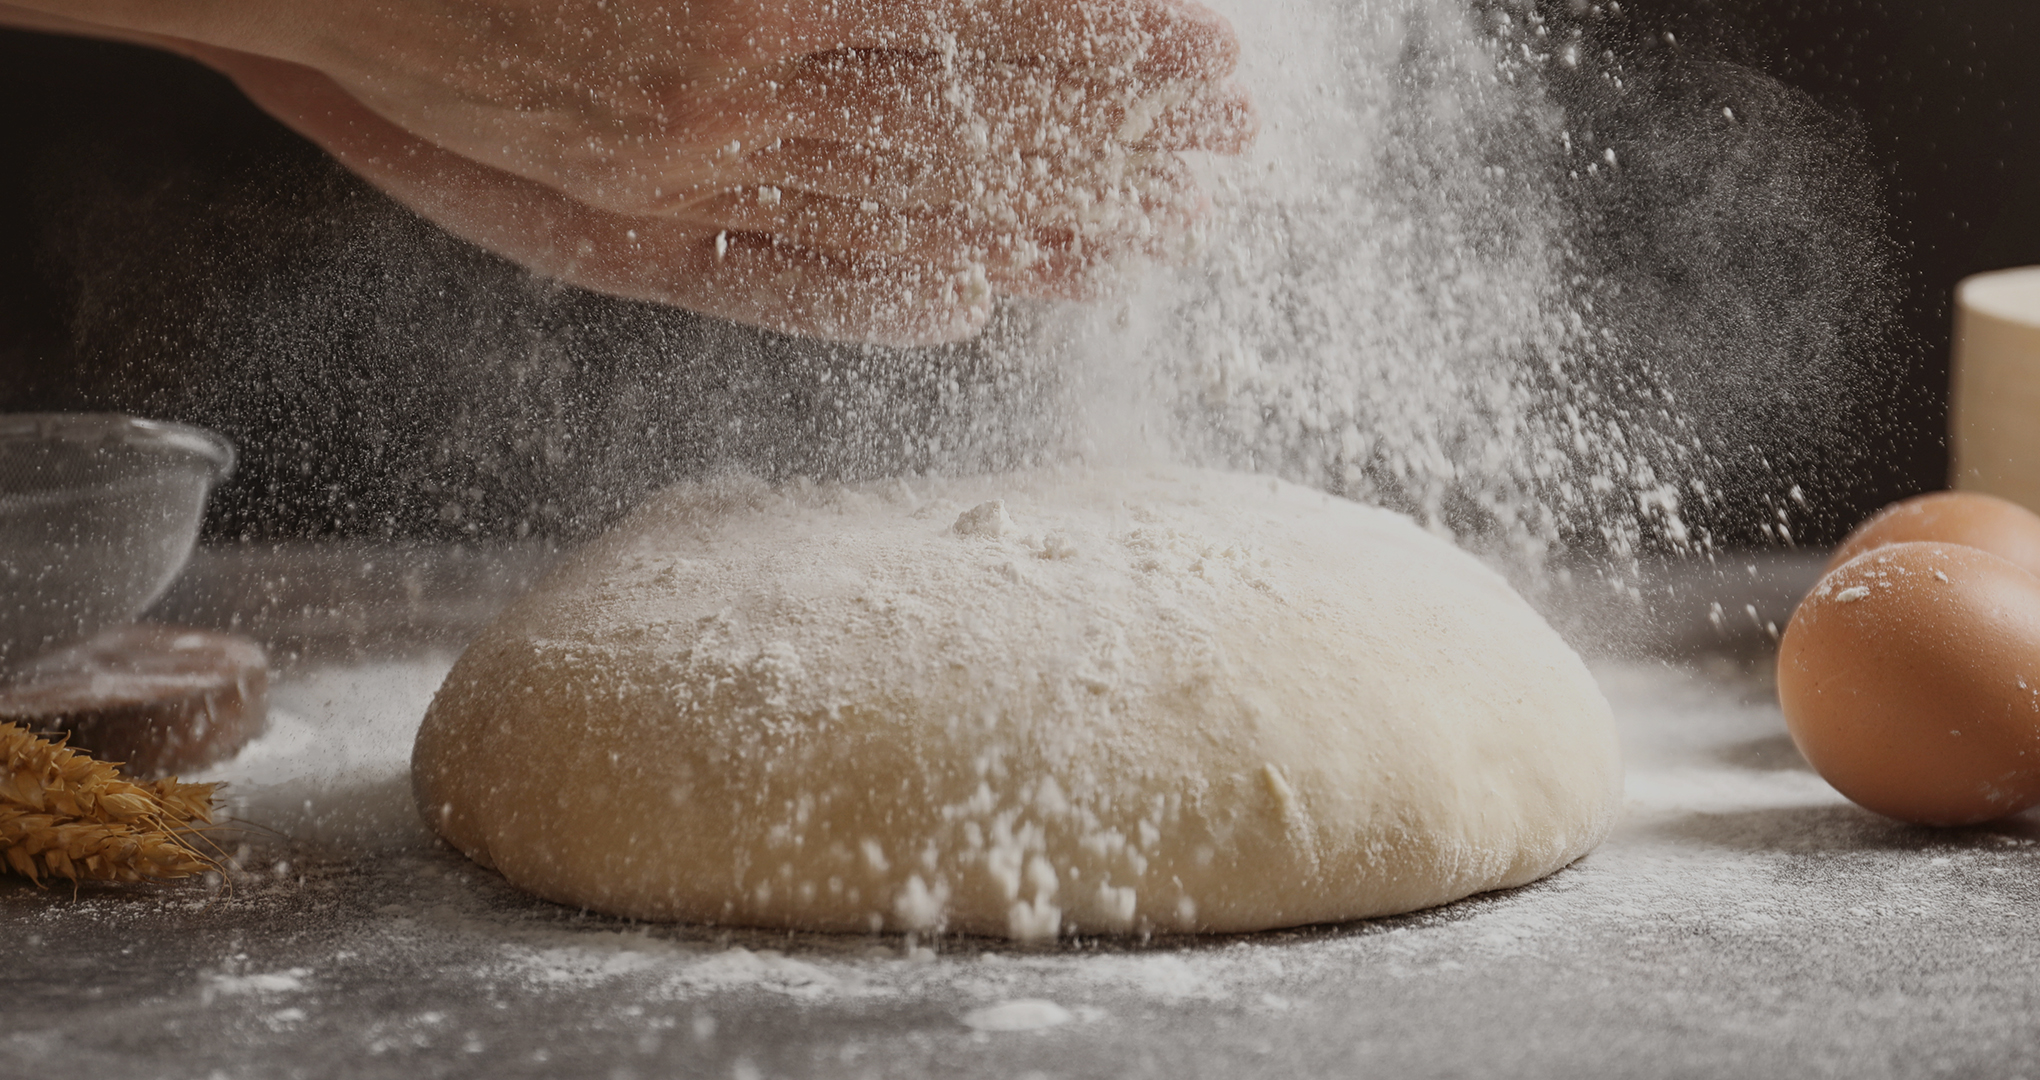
[413,467,1621,938]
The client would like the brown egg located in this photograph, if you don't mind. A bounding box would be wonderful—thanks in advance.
[1829,490,2040,577]
[1777,541,2040,825]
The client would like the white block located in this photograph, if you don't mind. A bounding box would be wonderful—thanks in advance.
[1951,266,2040,509]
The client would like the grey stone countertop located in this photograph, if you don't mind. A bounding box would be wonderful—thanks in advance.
[7,544,2038,1080]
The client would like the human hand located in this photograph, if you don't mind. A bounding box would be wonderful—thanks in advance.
[17,0,1254,343]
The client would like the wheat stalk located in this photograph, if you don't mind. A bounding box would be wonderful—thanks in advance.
[0,721,219,885]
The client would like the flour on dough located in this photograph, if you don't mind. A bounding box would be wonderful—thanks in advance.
[413,467,1621,939]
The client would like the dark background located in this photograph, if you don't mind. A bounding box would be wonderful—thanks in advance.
[1,1,2033,546]
[1537,0,2040,548]
[1649,0,2040,366]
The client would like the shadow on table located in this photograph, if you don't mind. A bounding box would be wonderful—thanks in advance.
[417,855,1575,961]
[1639,802,2040,854]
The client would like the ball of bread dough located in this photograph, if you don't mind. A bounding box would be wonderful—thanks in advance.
[413,467,1621,938]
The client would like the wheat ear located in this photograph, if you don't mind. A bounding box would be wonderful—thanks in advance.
[0,722,219,885]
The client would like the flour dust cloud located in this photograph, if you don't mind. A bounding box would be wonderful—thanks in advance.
[1042,0,1899,609]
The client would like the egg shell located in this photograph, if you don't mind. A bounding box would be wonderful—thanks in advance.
[1777,541,2040,826]
[1829,490,2040,577]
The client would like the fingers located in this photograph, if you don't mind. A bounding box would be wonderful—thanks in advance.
[730,137,1203,240]
[192,47,1001,344]
[187,36,1235,345]
[644,51,1252,187]
[685,150,1204,308]
[765,0,1242,82]
[938,0,1242,82]
[668,175,1189,302]
[259,0,1255,241]
[409,49,1248,223]
[716,51,1228,217]
[1125,0,1242,82]
[1137,79,1256,154]
[770,50,1253,156]
[564,52,1238,242]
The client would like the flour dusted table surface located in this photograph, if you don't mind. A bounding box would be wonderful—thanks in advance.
[4,546,2035,1079]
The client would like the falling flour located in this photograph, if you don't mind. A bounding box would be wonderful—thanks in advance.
[1044,0,1896,598]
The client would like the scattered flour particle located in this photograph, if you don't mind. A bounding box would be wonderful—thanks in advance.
[1034,532,1079,560]
[1006,897,1063,941]
[206,969,309,997]
[893,875,948,930]
[952,501,1016,538]
[1835,586,1871,603]
[962,999,1075,1032]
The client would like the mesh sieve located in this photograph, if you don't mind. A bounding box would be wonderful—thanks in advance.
[0,413,234,673]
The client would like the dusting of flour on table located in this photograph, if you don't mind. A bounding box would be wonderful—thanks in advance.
[17,656,2039,1077]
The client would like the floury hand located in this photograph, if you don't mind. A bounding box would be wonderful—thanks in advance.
[4,0,1254,343]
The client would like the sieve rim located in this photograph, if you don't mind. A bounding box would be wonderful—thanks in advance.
[0,412,236,484]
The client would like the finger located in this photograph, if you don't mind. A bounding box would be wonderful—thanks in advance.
[1127,0,1243,82]
[986,159,1208,300]
[981,236,1116,301]
[194,47,996,345]
[944,0,1242,81]
[1129,79,1257,154]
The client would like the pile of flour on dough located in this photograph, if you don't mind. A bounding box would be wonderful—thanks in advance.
[414,466,1621,939]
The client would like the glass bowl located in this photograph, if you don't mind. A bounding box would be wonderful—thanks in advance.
[0,413,234,673]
